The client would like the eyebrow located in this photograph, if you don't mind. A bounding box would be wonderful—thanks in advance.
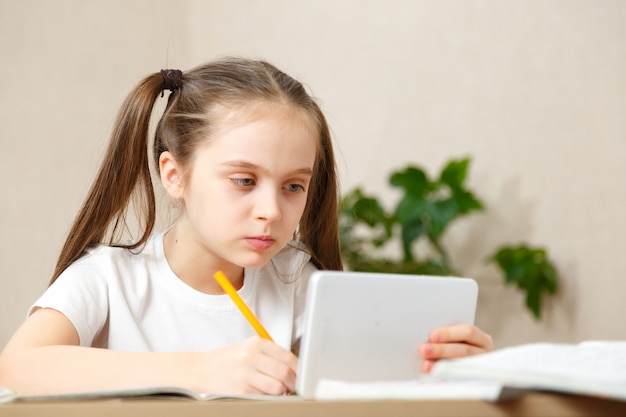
[221,160,314,176]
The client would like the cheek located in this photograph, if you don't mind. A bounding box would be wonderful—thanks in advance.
[184,181,227,219]
[289,196,309,224]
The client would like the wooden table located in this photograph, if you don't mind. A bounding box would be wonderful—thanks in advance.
[2,392,626,417]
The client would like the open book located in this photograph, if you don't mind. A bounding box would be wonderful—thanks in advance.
[431,341,626,402]
[3,381,520,403]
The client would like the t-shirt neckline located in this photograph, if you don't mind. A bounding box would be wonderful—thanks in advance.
[150,232,257,311]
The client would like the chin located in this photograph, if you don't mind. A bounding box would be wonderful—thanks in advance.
[238,254,275,269]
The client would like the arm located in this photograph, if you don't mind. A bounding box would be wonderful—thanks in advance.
[418,323,493,373]
[0,308,297,395]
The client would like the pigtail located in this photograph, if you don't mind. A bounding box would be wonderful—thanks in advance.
[50,74,165,284]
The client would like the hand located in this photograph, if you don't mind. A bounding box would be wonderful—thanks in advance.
[418,323,493,373]
[198,336,298,395]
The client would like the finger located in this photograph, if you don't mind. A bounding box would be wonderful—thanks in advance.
[257,339,299,374]
[429,324,493,350]
[246,370,294,395]
[227,367,285,396]
[248,357,297,395]
[419,341,487,360]
[256,357,297,393]
[422,359,436,373]
[251,339,298,393]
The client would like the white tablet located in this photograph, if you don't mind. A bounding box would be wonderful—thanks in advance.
[295,270,478,399]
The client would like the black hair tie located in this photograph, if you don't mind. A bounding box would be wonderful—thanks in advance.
[160,69,183,97]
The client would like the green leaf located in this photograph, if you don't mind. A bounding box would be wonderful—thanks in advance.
[429,199,458,238]
[341,188,390,229]
[525,288,541,319]
[452,190,484,214]
[489,244,559,319]
[439,158,469,191]
[400,218,425,262]
[340,187,395,254]
[390,166,434,196]
[394,193,428,224]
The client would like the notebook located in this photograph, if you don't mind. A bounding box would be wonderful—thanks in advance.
[295,270,478,399]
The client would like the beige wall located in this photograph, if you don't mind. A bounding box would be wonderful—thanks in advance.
[1,0,625,350]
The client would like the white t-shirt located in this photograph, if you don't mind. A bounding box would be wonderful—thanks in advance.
[31,233,316,352]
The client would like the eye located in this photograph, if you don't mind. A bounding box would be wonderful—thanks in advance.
[231,178,255,187]
[284,183,305,193]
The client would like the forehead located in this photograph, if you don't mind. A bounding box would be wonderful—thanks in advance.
[192,101,319,169]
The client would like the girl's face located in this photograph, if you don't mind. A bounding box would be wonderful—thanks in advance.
[168,103,317,276]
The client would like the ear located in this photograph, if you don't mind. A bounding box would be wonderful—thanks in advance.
[159,151,185,200]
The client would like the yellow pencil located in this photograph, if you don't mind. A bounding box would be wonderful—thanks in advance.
[213,270,274,341]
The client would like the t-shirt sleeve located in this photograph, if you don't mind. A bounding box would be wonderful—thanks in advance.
[29,258,109,347]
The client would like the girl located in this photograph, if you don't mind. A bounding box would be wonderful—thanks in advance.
[0,57,492,396]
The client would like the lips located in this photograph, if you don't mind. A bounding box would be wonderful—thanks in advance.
[245,237,276,251]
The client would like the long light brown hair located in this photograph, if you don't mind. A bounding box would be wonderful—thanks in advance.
[51,57,342,285]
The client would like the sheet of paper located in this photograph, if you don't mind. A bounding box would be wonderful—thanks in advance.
[314,376,519,401]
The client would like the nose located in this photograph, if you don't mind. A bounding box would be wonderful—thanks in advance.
[253,188,282,222]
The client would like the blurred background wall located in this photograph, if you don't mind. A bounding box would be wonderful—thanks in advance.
[1,0,624,350]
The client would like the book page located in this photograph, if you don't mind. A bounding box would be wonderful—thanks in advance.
[432,341,626,401]
[8,386,301,403]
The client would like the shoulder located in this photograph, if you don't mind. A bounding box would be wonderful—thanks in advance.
[55,233,163,285]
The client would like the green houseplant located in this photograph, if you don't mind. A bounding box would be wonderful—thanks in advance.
[339,157,558,319]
